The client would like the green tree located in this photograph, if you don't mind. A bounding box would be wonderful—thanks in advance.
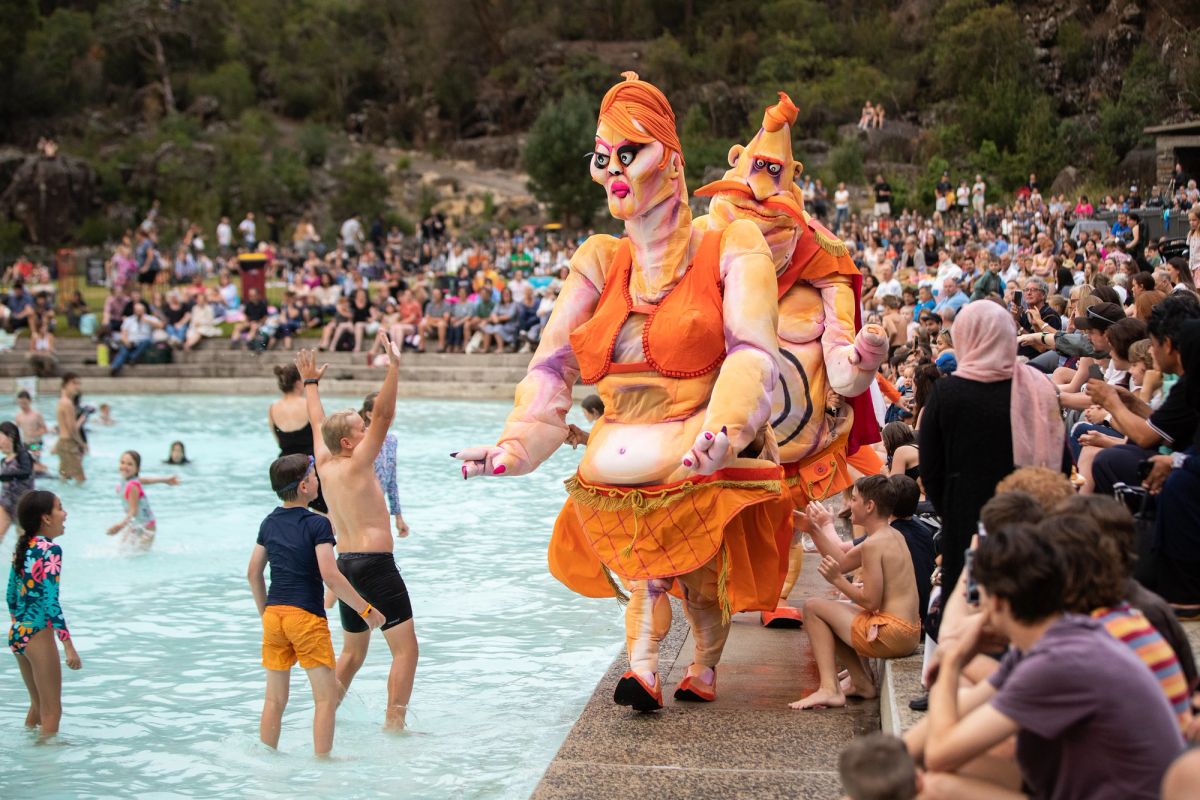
[523,92,603,226]
[331,151,388,223]
[12,9,96,114]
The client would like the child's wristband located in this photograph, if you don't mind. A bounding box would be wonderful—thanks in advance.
[359,603,373,619]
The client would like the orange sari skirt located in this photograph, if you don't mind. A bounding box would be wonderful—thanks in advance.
[548,463,793,619]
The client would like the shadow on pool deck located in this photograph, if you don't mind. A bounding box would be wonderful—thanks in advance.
[532,557,879,800]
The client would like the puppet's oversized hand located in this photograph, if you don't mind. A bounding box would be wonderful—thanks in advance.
[851,324,888,370]
[682,427,733,476]
[453,443,531,479]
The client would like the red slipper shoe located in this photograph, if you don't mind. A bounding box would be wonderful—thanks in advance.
[761,605,804,629]
[673,667,717,702]
[614,671,663,712]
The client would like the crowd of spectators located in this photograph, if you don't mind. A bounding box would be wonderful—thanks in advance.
[0,204,584,375]
[829,165,1200,800]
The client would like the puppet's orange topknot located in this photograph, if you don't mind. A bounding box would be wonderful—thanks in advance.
[598,72,683,170]
[762,92,799,133]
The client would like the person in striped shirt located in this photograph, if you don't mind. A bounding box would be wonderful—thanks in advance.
[1038,506,1192,731]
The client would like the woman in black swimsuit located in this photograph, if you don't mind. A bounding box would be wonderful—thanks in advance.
[267,364,327,513]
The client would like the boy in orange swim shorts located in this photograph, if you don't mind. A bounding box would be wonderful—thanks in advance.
[790,475,921,710]
[246,454,384,755]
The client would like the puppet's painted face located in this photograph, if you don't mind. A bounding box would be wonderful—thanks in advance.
[696,94,805,268]
[590,119,678,221]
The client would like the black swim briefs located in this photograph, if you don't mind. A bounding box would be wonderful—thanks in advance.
[336,552,413,633]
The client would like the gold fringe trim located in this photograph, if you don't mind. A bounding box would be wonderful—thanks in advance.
[602,564,630,606]
[813,227,849,258]
[716,543,731,625]
[564,474,782,515]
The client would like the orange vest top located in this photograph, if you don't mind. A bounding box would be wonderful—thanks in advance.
[571,230,725,383]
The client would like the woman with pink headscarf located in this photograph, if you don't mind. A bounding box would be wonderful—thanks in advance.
[918,299,1064,623]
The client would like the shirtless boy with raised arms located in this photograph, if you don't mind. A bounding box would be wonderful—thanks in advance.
[295,332,417,730]
[791,474,920,709]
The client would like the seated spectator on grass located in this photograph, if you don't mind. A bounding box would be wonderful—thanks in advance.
[349,288,379,352]
[418,287,450,353]
[464,285,496,353]
[791,475,920,710]
[230,287,268,349]
[27,312,57,377]
[838,733,919,800]
[217,271,240,316]
[319,296,354,352]
[914,524,1182,800]
[273,292,305,351]
[312,271,340,318]
[446,286,473,353]
[161,291,191,349]
[395,289,422,349]
[184,292,220,351]
[6,283,34,332]
[524,286,556,349]
[110,302,162,376]
[481,287,519,354]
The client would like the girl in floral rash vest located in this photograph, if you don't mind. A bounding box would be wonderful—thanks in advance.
[7,490,81,736]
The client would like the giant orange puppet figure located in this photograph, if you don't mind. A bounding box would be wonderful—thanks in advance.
[695,93,889,626]
[455,73,793,711]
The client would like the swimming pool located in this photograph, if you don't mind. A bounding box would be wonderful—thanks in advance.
[0,393,621,799]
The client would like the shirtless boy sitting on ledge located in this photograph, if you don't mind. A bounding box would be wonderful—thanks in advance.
[295,332,418,730]
[791,474,920,710]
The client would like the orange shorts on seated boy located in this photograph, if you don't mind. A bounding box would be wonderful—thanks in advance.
[246,454,384,756]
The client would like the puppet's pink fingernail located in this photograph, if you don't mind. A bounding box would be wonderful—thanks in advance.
[493,465,507,475]
[683,458,693,467]
[705,432,713,441]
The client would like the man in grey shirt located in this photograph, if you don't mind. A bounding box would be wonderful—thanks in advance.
[911,525,1182,800]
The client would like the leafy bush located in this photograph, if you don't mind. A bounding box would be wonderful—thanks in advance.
[192,61,256,119]
[297,123,329,167]
[830,139,865,184]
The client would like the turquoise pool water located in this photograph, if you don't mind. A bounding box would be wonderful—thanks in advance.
[0,393,621,799]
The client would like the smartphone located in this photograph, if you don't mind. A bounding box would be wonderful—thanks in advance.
[965,521,987,605]
[964,551,980,606]
[1012,290,1024,309]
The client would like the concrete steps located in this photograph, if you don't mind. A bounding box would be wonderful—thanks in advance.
[0,343,594,399]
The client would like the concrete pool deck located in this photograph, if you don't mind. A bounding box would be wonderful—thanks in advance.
[532,557,879,800]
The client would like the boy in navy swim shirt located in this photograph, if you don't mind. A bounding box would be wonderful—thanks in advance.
[247,454,384,755]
